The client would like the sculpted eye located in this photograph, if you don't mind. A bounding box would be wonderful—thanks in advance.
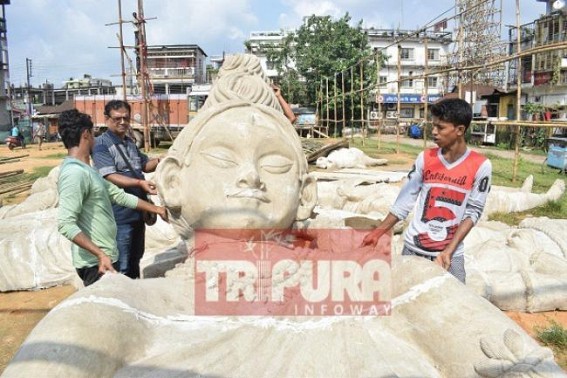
[260,155,293,174]
[200,148,238,168]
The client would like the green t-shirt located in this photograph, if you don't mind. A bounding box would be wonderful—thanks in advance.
[57,157,139,268]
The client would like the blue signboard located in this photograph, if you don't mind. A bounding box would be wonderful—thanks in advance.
[377,94,441,103]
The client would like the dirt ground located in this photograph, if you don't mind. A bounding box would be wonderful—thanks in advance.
[0,141,65,174]
[0,139,565,373]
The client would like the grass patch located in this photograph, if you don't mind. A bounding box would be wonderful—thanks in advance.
[536,320,567,349]
[27,166,55,181]
[1,165,56,186]
[354,139,423,157]
[43,153,67,159]
[490,200,563,225]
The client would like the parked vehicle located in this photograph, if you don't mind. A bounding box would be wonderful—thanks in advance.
[75,94,191,149]
[4,136,25,150]
[293,107,317,127]
[408,123,423,139]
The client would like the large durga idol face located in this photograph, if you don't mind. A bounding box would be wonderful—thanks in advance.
[172,107,311,231]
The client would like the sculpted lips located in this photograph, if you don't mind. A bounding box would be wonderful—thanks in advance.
[226,188,270,203]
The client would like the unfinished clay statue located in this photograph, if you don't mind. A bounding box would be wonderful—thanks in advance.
[5,54,564,378]
[465,217,567,312]
[483,177,565,218]
[315,147,388,169]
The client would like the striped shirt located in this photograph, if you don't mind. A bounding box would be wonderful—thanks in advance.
[92,130,149,224]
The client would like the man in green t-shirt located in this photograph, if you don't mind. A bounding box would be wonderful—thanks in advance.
[57,109,167,286]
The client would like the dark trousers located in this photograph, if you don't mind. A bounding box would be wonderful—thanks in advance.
[116,220,146,279]
[76,261,120,287]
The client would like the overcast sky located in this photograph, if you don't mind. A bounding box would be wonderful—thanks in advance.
[7,0,546,88]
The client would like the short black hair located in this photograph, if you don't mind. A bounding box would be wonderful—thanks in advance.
[430,98,472,130]
[104,100,131,117]
[58,109,93,149]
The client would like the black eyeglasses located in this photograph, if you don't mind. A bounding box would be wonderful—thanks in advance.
[109,116,130,123]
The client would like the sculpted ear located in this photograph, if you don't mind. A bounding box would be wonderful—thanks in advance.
[155,156,183,209]
[296,174,318,221]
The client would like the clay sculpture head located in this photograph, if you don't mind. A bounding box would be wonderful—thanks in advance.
[155,55,317,239]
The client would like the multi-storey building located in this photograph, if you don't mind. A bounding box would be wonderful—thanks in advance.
[245,27,452,120]
[367,28,452,120]
[245,30,290,78]
[11,75,115,110]
[508,0,567,119]
[144,44,207,95]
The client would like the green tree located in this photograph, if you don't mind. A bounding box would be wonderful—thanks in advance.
[266,13,380,132]
[292,13,369,84]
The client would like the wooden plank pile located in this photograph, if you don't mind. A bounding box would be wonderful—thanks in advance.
[0,154,29,165]
[0,155,34,203]
[302,138,349,164]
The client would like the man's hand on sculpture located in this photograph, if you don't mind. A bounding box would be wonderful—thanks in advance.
[361,228,386,247]
[434,251,452,271]
[140,179,158,195]
[157,206,169,223]
[98,254,117,275]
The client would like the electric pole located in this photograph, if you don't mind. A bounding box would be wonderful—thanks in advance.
[26,58,33,117]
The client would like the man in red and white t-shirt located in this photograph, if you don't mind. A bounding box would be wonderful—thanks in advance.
[363,98,492,283]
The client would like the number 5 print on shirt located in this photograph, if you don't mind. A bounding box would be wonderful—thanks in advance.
[415,186,466,252]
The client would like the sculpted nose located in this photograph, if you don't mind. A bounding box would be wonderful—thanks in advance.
[237,165,265,189]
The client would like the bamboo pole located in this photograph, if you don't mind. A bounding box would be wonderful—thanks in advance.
[396,44,402,154]
[376,53,382,150]
[326,77,330,134]
[333,74,338,139]
[0,182,33,196]
[360,61,365,146]
[351,66,355,140]
[0,169,24,179]
[341,71,346,134]
[0,155,29,162]
[118,0,127,100]
[513,0,522,183]
[423,36,429,149]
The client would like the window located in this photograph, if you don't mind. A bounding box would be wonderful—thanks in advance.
[400,108,414,118]
[379,75,387,87]
[427,76,438,87]
[400,71,413,88]
[400,48,414,60]
[427,48,440,61]
[401,76,413,88]
[266,60,275,70]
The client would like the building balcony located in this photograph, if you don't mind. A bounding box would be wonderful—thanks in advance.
[149,67,195,79]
